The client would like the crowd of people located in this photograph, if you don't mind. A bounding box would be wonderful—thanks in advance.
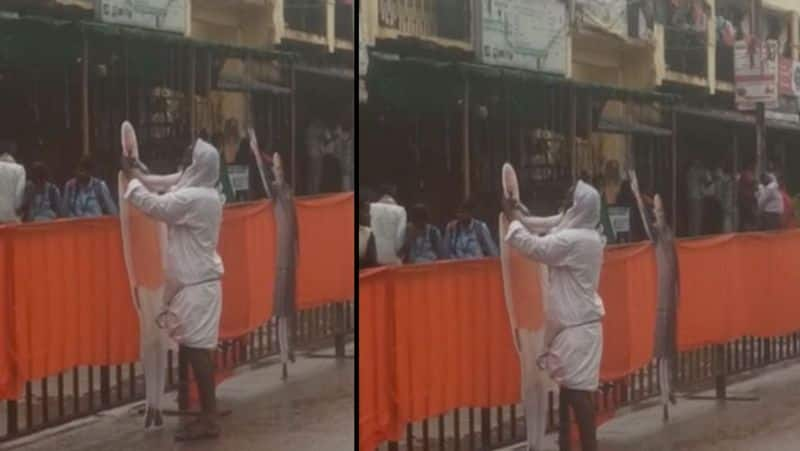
[0,143,118,225]
[359,186,499,270]
[358,158,799,271]
[686,159,795,235]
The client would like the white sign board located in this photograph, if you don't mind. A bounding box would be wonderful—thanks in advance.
[608,206,630,235]
[97,0,187,34]
[227,165,250,192]
[735,39,779,110]
[476,0,568,75]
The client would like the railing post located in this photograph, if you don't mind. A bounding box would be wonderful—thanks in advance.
[335,301,346,358]
[714,344,726,399]
[178,346,190,411]
[100,366,111,407]
[481,407,491,450]
[6,400,18,436]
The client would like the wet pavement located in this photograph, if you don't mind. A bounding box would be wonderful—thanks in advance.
[498,359,800,451]
[1,344,354,451]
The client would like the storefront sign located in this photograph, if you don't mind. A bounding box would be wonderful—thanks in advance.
[227,165,250,192]
[476,0,568,75]
[97,0,187,34]
[735,39,779,110]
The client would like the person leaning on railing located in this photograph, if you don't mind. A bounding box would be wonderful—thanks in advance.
[62,156,118,218]
[359,199,378,270]
[0,141,25,224]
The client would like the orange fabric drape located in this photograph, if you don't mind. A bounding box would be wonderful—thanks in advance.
[218,202,276,339]
[358,268,400,451]
[598,244,658,380]
[295,193,355,308]
[7,218,140,385]
[358,231,800,450]
[0,193,350,400]
[0,226,19,399]
[391,259,520,424]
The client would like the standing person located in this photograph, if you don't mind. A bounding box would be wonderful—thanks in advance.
[402,203,445,264]
[737,162,758,231]
[444,199,498,260]
[359,199,378,269]
[757,172,783,231]
[714,165,735,233]
[23,161,62,222]
[502,181,605,451]
[0,141,25,224]
[370,185,407,265]
[211,132,235,203]
[687,159,709,236]
[778,175,795,229]
[123,139,224,441]
[592,176,617,244]
[306,117,333,194]
[62,156,118,217]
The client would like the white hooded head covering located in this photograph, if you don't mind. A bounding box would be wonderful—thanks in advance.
[553,180,602,232]
[175,139,219,190]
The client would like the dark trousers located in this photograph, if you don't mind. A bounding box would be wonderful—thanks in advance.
[559,387,598,451]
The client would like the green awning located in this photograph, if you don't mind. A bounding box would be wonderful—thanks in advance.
[0,11,295,70]
[366,52,679,110]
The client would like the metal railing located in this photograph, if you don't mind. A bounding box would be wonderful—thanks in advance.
[0,301,354,442]
[378,332,800,451]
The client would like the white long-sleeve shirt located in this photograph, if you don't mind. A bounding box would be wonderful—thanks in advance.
[125,179,224,285]
[0,154,25,223]
[370,201,407,265]
[757,180,784,215]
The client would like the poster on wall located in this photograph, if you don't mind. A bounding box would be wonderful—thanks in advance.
[476,0,568,75]
[97,0,187,34]
[735,39,779,110]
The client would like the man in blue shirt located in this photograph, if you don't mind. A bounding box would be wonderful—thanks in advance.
[403,203,445,264]
[444,199,498,260]
[62,156,117,218]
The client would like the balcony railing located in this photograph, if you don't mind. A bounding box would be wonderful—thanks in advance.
[378,0,471,44]
[284,0,327,36]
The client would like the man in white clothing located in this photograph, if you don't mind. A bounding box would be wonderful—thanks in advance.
[123,139,224,441]
[0,142,25,224]
[503,181,605,451]
[757,172,784,231]
[370,185,407,265]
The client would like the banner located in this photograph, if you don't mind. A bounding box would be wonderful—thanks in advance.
[476,0,568,75]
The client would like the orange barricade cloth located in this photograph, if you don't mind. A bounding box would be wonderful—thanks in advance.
[7,217,140,385]
[0,226,19,399]
[598,243,658,381]
[0,193,350,400]
[390,259,520,423]
[358,268,400,451]
[217,202,276,339]
[295,193,355,309]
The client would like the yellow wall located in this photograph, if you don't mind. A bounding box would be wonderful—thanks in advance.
[189,0,279,153]
[571,31,659,174]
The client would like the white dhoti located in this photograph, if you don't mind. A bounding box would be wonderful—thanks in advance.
[166,281,223,350]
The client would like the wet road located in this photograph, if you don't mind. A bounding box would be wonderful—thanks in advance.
[499,359,800,451]
[1,344,354,451]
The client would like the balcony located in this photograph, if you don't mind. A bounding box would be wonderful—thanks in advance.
[375,0,472,51]
[282,0,353,51]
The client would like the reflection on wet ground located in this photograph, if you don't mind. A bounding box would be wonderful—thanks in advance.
[1,344,354,451]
